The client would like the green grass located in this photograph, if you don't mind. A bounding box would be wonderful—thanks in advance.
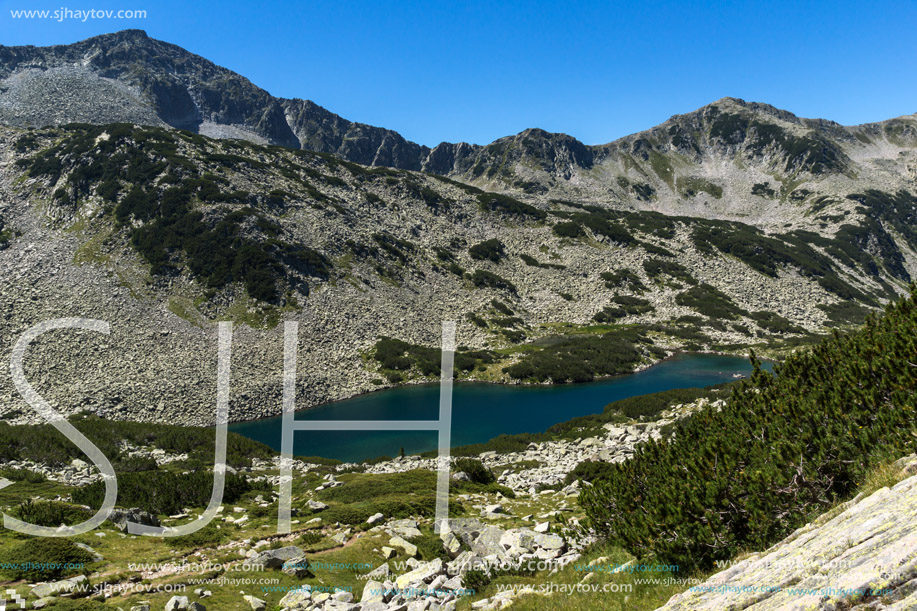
[167,296,203,326]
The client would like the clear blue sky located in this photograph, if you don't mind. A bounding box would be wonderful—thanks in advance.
[3,0,915,147]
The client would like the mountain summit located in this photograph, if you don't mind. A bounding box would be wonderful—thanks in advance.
[5,30,914,188]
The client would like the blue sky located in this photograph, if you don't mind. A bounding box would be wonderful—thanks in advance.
[3,0,915,147]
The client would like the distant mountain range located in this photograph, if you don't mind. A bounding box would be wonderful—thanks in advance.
[3,30,916,188]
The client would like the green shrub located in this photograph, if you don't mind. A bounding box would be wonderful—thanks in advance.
[643,259,697,285]
[606,386,716,420]
[600,269,647,293]
[594,296,654,321]
[113,455,158,472]
[72,471,269,516]
[0,415,275,468]
[553,222,585,238]
[415,533,452,561]
[10,500,91,527]
[565,461,617,485]
[469,239,506,263]
[2,538,94,581]
[298,531,324,546]
[454,458,495,484]
[502,328,650,383]
[463,569,490,591]
[470,270,517,293]
[0,467,47,483]
[476,193,546,220]
[372,337,495,378]
[490,299,513,315]
[748,311,806,334]
[675,284,747,319]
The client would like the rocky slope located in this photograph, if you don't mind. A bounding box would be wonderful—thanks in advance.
[0,118,915,426]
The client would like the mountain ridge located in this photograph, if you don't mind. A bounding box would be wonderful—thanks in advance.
[3,29,916,183]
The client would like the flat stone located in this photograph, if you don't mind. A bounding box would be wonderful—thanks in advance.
[534,533,565,551]
[362,579,386,604]
[395,558,443,590]
[243,595,266,611]
[389,536,418,557]
[278,588,312,609]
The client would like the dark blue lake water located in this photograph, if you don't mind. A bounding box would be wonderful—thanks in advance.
[229,353,766,462]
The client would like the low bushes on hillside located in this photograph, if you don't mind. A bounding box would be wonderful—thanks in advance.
[2,538,94,581]
[454,458,496,484]
[0,415,275,469]
[502,328,657,383]
[581,287,917,571]
[72,471,270,516]
[469,239,506,263]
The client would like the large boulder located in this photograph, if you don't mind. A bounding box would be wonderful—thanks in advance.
[31,575,89,599]
[472,526,508,558]
[278,587,311,609]
[388,519,422,539]
[388,536,418,557]
[440,524,463,559]
[395,558,444,590]
[250,545,305,569]
[361,579,387,604]
[500,529,535,552]
[164,596,189,611]
[281,556,314,578]
[108,507,160,532]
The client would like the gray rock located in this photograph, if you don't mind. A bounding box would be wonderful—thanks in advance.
[395,558,444,589]
[366,563,391,579]
[250,545,305,569]
[281,556,313,578]
[108,507,161,532]
[164,596,189,611]
[472,526,508,558]
[389,536,418,557]
[534,533,565,551]
[31,575,88,599]
[362,579,386,604]
[278,588,312,609]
